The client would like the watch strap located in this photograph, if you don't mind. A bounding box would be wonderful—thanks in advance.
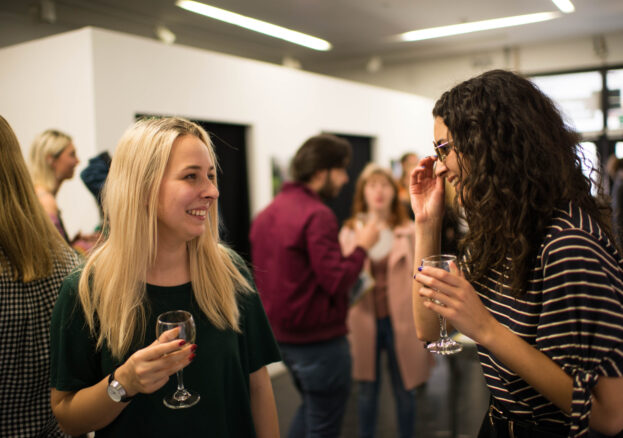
[109,368,134,402]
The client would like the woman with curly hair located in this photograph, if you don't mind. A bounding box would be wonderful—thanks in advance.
[411,69,623,437]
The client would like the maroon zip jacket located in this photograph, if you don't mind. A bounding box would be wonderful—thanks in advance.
[249,182,367,344]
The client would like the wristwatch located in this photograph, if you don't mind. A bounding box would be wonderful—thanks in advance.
[107,369,134,403]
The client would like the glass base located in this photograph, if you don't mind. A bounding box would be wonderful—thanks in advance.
[163,389,200,409]
[426,337,463,355]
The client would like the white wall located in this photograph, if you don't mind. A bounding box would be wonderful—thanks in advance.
[329,30,623,101]
[1,27,434,235]
[89,27,433,216]
[0,30,100,238]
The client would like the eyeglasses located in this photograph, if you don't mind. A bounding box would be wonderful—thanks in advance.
[432,139,453,162]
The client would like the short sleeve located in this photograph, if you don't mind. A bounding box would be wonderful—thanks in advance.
[49,270,102,391]
[538,229,623,435]
[237,290,281,373]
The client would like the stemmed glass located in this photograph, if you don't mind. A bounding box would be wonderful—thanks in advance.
[421,254,463,355]
[156,310,200,409]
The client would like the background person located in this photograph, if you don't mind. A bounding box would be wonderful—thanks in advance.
[339,163,432,438]
[250,134,380,438]
[80,150,112,221]
[411,69,623,437]
[396,152,418,220]
[29,129,98,253]
[49,117,281,437]
[0,115,80,438]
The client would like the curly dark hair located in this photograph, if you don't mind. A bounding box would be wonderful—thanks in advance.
[433,69,611,296]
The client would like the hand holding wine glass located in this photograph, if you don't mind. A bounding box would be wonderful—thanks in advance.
[156,310,200,409]
[110,323,195,402]
[420,254,463,355]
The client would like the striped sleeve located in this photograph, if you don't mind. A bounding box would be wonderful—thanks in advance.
[538,227,623,436]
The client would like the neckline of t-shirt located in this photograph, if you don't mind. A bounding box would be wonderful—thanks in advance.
[146,281,192,292]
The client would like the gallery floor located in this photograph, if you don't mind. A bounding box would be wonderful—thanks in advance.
[270,341,490,438]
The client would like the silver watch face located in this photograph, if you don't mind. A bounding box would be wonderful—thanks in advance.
[107,380,126,402]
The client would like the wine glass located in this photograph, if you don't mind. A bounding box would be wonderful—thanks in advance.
[156,310,200,409]
[421,254,463,355]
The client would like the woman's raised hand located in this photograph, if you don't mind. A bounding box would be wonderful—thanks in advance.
[409,156,446,225]
[113,327,195,397]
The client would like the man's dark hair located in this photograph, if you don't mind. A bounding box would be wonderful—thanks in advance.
[290,134,352,183]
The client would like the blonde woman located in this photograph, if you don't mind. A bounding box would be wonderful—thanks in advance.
[49,117,281,437]
[339,163,432,438]
[0,115,80,437]
[29,129,97,251]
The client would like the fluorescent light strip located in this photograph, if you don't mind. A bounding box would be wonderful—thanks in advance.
[399,11,561,42]
[176,0,332,51]
[551,0,575,14]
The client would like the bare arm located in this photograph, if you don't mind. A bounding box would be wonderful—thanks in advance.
[51,329,194,435]
[249,366,280,438]
[409,156,449,341]
[412,226,444,341]
[51,379,127,436]
[590,377,623,435]
[416,266,623,434]
[480,313,623,434]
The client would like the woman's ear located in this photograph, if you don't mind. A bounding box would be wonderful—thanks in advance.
[46,154,55,166]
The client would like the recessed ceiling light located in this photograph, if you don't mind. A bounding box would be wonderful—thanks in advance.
[176,0,332,51]
[551,0,575,14]
[397,11,562,42]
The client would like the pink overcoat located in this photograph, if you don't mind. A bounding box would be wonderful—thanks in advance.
[339,223,434,389]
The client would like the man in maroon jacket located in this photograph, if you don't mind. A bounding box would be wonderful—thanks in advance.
[250,134,379,438]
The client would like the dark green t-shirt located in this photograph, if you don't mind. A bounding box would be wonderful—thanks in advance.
[50,269,281,437]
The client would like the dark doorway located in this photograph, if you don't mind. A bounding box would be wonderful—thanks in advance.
[136,114,251,261]
[325,133,374,227]
[197,121,250,261]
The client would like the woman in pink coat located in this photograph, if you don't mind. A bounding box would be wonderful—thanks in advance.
[340,163,433,438]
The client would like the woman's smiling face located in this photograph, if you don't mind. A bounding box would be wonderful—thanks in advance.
[433,116,462,193]
[156,134,219,246]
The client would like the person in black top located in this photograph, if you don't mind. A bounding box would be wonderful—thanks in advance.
[49,117,281,437]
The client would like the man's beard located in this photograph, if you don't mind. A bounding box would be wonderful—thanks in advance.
[317,172,340,201]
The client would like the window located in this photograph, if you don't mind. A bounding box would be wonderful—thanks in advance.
[607,69,623,131]
[531,71,603,133]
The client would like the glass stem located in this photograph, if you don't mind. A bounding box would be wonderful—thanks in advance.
[439,315,448,339]
[176,370,185,391]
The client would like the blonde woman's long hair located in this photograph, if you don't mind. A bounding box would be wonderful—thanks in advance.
[29,129,73,193]
[0,116,70,282]
[78,117,252,360]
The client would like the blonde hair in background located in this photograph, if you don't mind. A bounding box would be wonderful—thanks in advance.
[78,117,252,360]
[29,129,73,192]
[346,162,409,229]
[0,116,69,282]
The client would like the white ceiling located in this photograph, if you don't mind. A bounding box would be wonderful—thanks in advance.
[2,0,623,74]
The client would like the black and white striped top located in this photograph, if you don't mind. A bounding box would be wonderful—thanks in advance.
[470,202,623,437]
[0,245,80,438]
